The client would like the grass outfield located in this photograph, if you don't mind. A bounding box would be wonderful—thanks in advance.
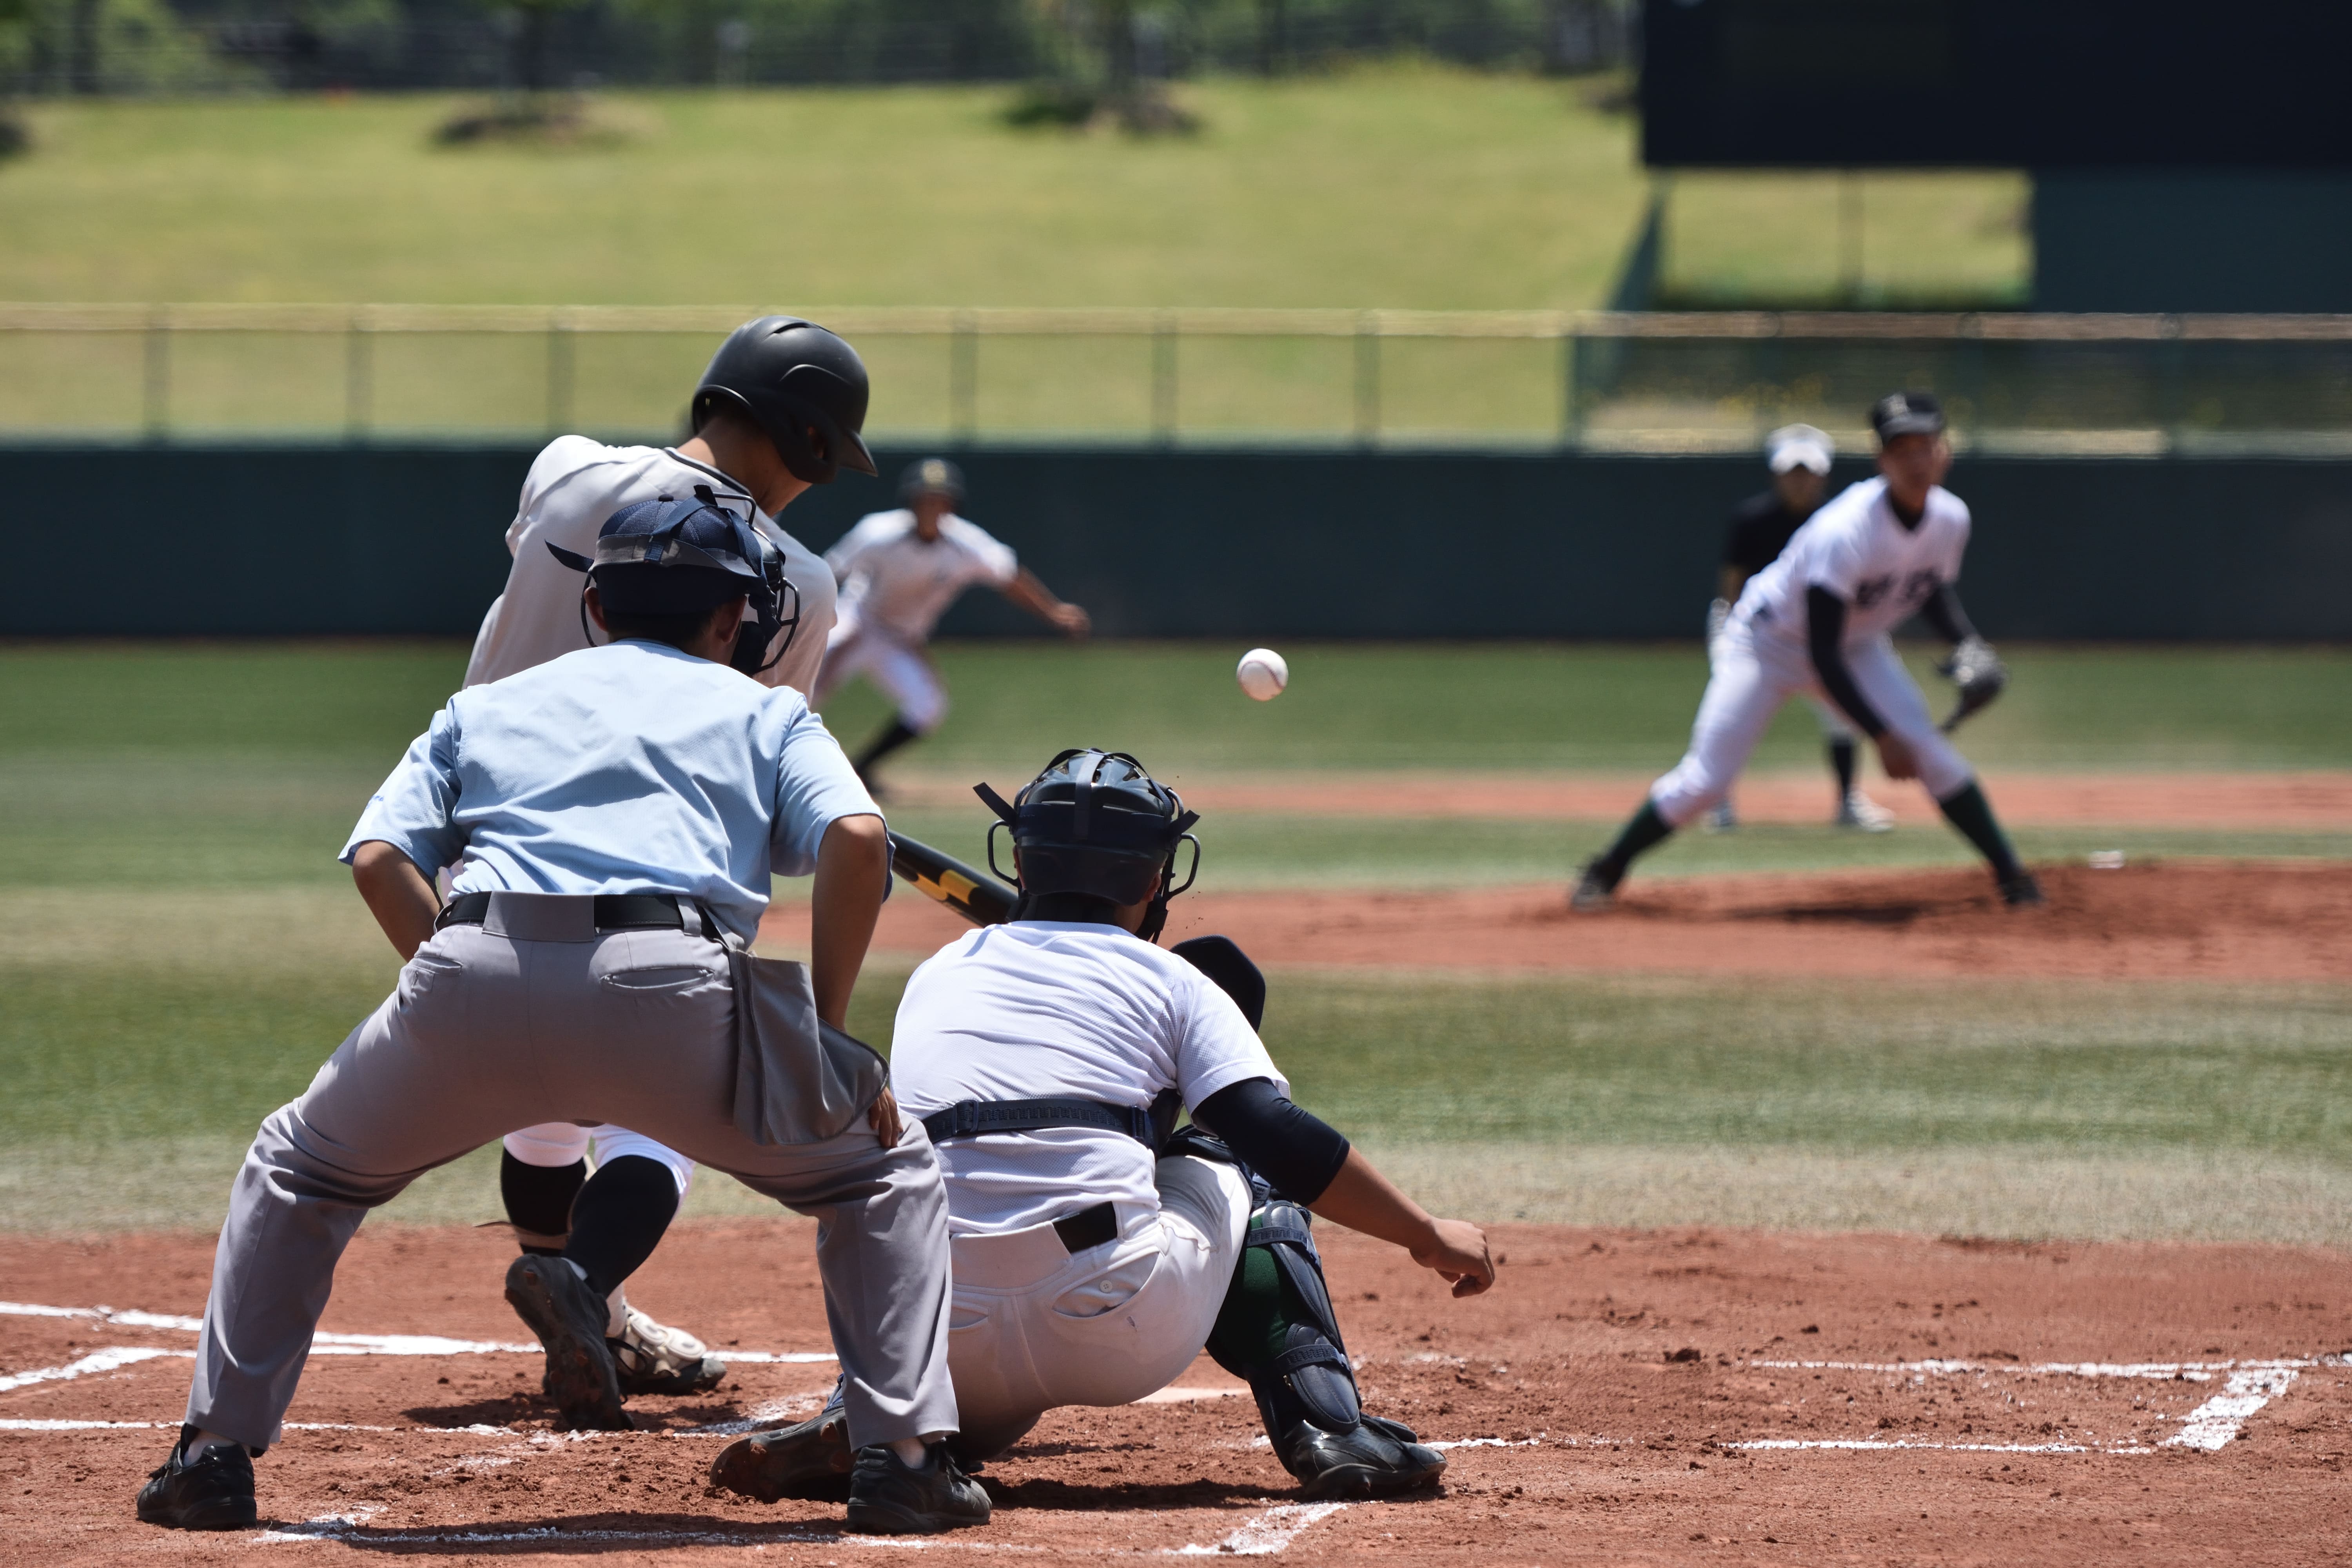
[2,639,2345,1240]
[0,68,2023,312]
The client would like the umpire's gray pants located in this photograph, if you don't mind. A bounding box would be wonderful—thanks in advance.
[186,898,958,1453]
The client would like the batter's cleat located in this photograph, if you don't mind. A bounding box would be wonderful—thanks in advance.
[611,1305,727,1397]
[1570,860,1617,912]
[844,1443,991,1535]
[1704,799,1739,833]
[709,1404,853,1503]
[1835,791,1897,832]
[504,1255,631,1432]
[1282,1412,1448,1501]
[1999,870,2046,908]
[136,1426,257,1531]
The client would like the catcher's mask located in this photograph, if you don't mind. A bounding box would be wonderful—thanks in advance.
[976,749,1201,943]
[548,489,802,677]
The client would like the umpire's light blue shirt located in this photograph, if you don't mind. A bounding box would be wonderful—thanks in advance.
[342,639,878,943]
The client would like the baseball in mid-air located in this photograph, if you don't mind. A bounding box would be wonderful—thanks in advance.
[1236,647,1289,701]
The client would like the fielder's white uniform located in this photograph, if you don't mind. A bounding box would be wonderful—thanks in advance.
[813,509,1019,733]
[888,922,1269,1450]
[1651,476,1975,826]
[465,436,838,1195]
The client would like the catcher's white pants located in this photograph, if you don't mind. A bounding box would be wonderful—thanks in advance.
[814,620,949,734]
[945,1155,1252,1457]
[1653,623,1972,828]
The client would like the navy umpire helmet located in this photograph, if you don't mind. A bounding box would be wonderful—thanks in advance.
[976,749,1201,942]
[691,317,879,486]
[548,488,803,677]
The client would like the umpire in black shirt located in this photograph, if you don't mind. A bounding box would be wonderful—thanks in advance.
[1706,424,1895,833]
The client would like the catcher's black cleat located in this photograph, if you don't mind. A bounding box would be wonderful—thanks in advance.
[844,1443,991,1535]
[1999,871,2045,908]
[1280,1412,1447,1501]
[136,1426,258,1531]
[709,1405,853,1503]
[504,1255,631,1432]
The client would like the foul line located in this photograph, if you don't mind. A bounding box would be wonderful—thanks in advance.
[1168,1503,1348,1556]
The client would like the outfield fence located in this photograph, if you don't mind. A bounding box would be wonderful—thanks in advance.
[5,303,2351,456]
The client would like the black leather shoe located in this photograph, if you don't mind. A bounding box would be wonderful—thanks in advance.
[503,1255,630,1432]
[1281,1413,1448,1501]
[709,1405,853,1503]
[845,1443,990,1535]
[136,1426,258,1530]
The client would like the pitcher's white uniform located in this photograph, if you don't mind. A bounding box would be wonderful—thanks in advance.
[812,509,1019,734]
[888,922,1267,1446]
[1651,475,1975,825]
[466,436,838,1195]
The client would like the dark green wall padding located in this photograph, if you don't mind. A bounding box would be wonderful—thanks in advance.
[4,445,2346,640]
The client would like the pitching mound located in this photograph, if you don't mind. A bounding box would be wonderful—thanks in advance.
[781,861,2352,982]
[4,1221,2348,1563]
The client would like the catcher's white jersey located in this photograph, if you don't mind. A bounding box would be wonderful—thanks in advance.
[825,508,1018,646]
[465,437,836,695]
[1737,476,1969,648]
[890,922,1283,1237]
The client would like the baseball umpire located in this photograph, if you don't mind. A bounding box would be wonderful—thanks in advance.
[136,496,987,1537]
[708,749,1495,1506]
[1575,392,2038,909]
[815,457,1091,798]
[466,317,873,1405]
[1707,423,1896,833]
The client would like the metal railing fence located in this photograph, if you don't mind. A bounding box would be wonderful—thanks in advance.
[5,303,2351,454]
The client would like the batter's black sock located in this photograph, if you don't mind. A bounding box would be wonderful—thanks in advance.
[1936,782,2024,882]
[1590,800,1675,887]
[500,1151,587,1255]
[852,715,921,776]
[562,1156,679,1301]
[1828,737,1858,800]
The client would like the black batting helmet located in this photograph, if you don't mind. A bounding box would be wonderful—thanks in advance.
[691,317,878,486]
[976,749,1201,940]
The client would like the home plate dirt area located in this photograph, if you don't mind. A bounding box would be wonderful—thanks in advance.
[4,1222,2349,1564]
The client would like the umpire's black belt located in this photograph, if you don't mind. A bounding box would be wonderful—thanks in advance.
[920,1098,1157,1149]
[436,891,714,935]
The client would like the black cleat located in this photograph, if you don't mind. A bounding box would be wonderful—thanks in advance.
[1279,1412,1447,1501]
[709,1405,853,1503]
[1571,858,1618,912]
[504,1255,630,1432]
[136,1426,258,1531]
[1999,871,2045,908]
[845,1443,991,1535]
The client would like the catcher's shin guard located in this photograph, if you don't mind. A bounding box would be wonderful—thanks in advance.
[1206,1200,1445,1500]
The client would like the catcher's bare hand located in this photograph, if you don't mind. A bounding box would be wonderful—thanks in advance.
[868,1087,904,1147]
[1876,731,1921,780]
[1412,1218,1497,1298]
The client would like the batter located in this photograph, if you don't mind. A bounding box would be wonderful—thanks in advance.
[708,750,1495,1506]
[1576,392,2040,909]
[816,457,1090,796]
[466,317,875,1401]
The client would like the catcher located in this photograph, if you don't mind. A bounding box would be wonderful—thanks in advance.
[1575,390,2039,909]
[709,749,1495,1505]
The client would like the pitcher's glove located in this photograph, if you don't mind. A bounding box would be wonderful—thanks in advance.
[1937,635,2007,733]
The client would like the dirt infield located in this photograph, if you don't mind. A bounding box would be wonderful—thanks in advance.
[769,862,2352,982]
[4,1220,2347,1564]
[884,769,2352,831]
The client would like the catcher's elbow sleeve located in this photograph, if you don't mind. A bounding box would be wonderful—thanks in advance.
[1191,1078,1350,1205]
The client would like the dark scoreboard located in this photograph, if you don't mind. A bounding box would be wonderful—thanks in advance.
[1640,0,2352,168]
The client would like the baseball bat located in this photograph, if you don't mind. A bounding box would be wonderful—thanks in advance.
[887,830,1018,927]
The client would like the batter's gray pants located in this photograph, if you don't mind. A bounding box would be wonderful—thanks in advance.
[185,897,958,1453]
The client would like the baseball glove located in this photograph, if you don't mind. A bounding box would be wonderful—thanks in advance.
[1936,635,2007,733]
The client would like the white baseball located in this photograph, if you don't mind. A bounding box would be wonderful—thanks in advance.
[1236,647,1288,702]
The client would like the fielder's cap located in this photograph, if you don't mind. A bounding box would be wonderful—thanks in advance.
[1871,390,1946,442]
[900,456,965,502]
[547,491,773,615]
[1765,423,1834,475]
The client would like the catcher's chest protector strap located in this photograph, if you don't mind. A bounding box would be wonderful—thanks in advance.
[921,1097,1156,1147]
